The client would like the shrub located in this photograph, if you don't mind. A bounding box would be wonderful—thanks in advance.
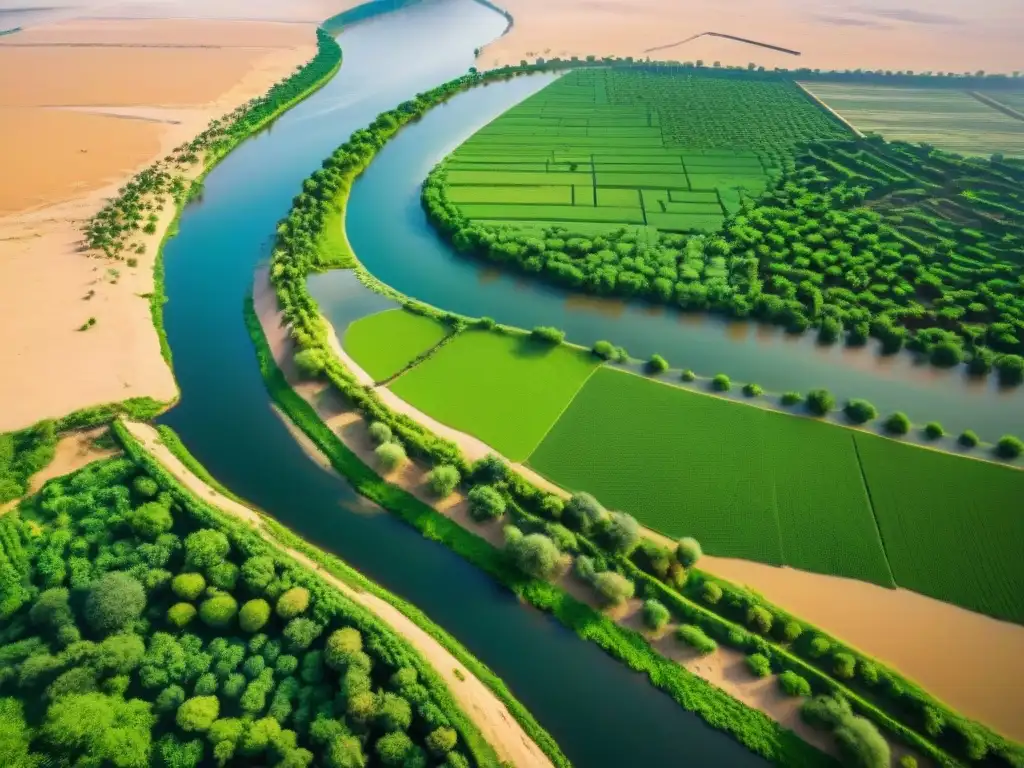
[531,326,564,344]
[276,587,309,619]
[167,603,197,628]
[184,529,230,570]
[505,528,564,581]
[806,389,835,416]
[375,441,406,471]
[171,573,206,602]
[843,399,878,424]
[207,562,238,591]
[808,635,831,658]
[711,373,731,391]
[898,757,918,768]
[240,556,275,592]
[996,435,1023,458]
[592,340,615,359]
[563,492,607,533]
[470,454,507,484]
[701,582,722,605]
[779,671,812,697]
[746,653,771,677]
[133,476,159,498]
[781,391,803,406]
[128,501,172,540]
[426,465,460,497]
[284,617,322,651]
[294,348,327,378]
[325,627,362,670]
[676,537,702,567]
[924,421,944,439]
[155,685,185,714]
[884,411,911,434]
[238,599,271,633]
[835,715,890,768]
[603,511,640,555]
[676,624,716,654]
[642,599,670,631]
[274,654,298,677]
[801,694,852,729]
[781,620,802,643]
[592,571,634,606]
[833,652,856,679]
[84,572,146,635]
[376,731,414,766]
[680,369,696,382]
[367,421,392,445]
[176,696,219,732]
[199,595,238,628]
[647,354,669,373]
[995,353,1024,385]
[467,485,506,522]
[376,691,412,732]
[930,341,963,368]
[425,727,457,756]
[746,605,773,634]
[742,382,763,397]
[958,429,979,447]
[540,495,564,519]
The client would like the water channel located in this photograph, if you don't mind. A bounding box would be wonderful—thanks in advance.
[157,0,772,765]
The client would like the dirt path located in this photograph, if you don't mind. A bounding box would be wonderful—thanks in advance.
[123,419,553,768]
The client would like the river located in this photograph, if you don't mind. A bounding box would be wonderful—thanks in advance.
[156,0,773,765]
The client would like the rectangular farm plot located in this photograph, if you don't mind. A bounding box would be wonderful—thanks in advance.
[389,330,599,461]
[459,204,645,225]
[596,188,640,207]
[687,172,767,192]
[597,171,690,188]
[342,309,451,382]
[446,170,594,187]
[645,211,724,232]
[854,434,1024,623]
[446,185,572,205]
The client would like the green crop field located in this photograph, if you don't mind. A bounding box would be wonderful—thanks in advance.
[801,83,1024,157]
[343,309,451,381]
[389,330,599,461]
[435,68,848,235]
[527,367,1024,619]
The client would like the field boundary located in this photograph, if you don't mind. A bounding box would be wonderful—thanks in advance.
[967,91,1024,123]
[849,434,896,587]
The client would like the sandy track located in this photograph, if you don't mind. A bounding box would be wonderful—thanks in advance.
[123,420,554,768]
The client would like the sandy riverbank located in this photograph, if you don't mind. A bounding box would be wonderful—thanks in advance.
[124,420,554,768]
[0,6,352,432]
[480,0,1021,75]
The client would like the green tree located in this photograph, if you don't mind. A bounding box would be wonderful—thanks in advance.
[168,603,197,628]
[375,442,406,471]
[41,693,155,768]
[324,627,362,670]
[806,389,835,416]
[504,527,564,581]
[84,571,146,635]
[177,696,220,732]
[642,599,670,631]
[240,556,276,592]
[375,731,414,766]
[0,698,36,768]
[171,573,206,601]
[184,529,230,571]
[467,485,506,522]
[563,492,607,533]
[276,587,310,620]
[426,465,460,497]
[996,435,1023,458]
[294,348,327,378]
[128,502,173,540]
[647,354,669,373]
[239,599,271,633]
[958,429,979,447]
[592,571,634,605]
[367,422,392,445]
[779,670,811,697]
[283,618,322,651]
[199,594,238,628]
[884,411,911,434]
[746,653,771,677]
[603,511,639,555]
[676,537,702,566]
[843,399,877,424]
[747,605,773,634]
[835,715,890,768]
[426,726,457,756]
[712,373,731,391]
[376,692,412,732]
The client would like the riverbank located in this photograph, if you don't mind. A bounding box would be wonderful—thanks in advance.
[0,14,335,431]
[122,418,558,768]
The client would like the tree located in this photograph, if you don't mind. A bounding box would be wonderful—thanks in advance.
[742,382,763,397]
[676,537,702,567]
[712,374,731,391]
[376,731,414,766]
[426,727,458,756]
[642,599,670,631]
[701,581,722,604]
[592,571,634,605]
[647,354,669,373]
[375,442,406,471]
[505,528,564,581]
[294,348,327,378]
[746,653,771,677]
[177,696,219,732]
[283,618,322,651]
[325,627,362,670]
[603,511,640,555]
[835,715,890,768]
[467,485,506,522]
[172,573,206,601]
[41,693,155,768]
[367,422,392,445]
[426,465,460,497]
[184,529,230,570]
[676,624,716,654]
[168,602,197,628]
[239,599,271,633]
[995,354,1024,385]
[128,502,173,540]
[592,340,615,360]
[833,652,856,679]
[276,587,310,620]
[199,594,238,628]
[747,605,773,634]
[996,435,1023,458]
[884,412,910,435]
[376,692,412,732]
[924,422,944,440]
[843,399,877,424]
[29,587,74,630]
[155,685,185,714]
[779,670,811,697]
[84,571,146,635]
[806,389,835,416]
[0,698,36,768]
[563,492,607,533]
[133,475,159,498]
[958,429,979,447]
[531,326,565,344]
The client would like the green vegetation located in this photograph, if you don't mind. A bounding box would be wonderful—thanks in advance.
[343,308,452,381]
[389,330,598,461]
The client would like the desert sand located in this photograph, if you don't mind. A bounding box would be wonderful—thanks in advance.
[0,5,354,432]
[481,0,1022,75]
[125,420,554,768]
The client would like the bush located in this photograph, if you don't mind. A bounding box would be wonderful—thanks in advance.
[676,624,716,654]
[467,485,506,522]
[843,399,878,424]
[426,727,457,756]
[176,696,219,732]
[835,715,890,768]
[171,573,206,602]
[592,571,634,606]
[742,382,763,397]
[238,599,271,633]
[898,757,918,768]
[325,627,362,669]
[184,529,230,570]
[294,348,327,378]
[746,653,771,677]
[995,353,1024,385]
[996,435,1023,458]
[701,582,723,605]
[680,369,696,382]
[801,694,852,729]
[676,537,702,567]
[85,572,146,635]
[133,476,159,498]
[647,354,669,373]
[711,373,731,391]
[284,617,322,651]
[167,603,197,628]
[924,421,944,440]
[531,326,565,344]
[603,511,640,555]
[779,671,811,697]
[505,528,564,581]
[199,595,238,628]
[128,502,173,540]
[642,599,670,631]
[376,731,414,766]
[241,556,275,592]
[781,391,803,406]
[540,495,564,519]
[375,441,406,471]
[426,465,460,497]
[470,454,507,484]
[746,605,773,634]
[833,652,856,679]
[958,429,980,447]
[592,340,615,359]
[563,492,607,533]
[276,587,309,619]
[883,411,911,435]
[367,421,392,445]
[808,635,831,658]
[806,389,835,416]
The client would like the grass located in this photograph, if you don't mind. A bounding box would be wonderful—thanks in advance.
[389,330,599,461]
[528,367,1024,617]
[343,308,451,381]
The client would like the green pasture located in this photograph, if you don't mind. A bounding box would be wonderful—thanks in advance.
[389,330,599,461]
[343,309,451,381]
[527,367,1024,620]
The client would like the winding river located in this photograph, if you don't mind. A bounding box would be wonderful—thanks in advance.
[156,1,772,765]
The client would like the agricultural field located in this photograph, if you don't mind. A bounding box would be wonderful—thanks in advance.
[437,68,848,234]
[389,330,599,461]
[527,367,1024,622]
[801,83,1024,157]
[342,309,451,381]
